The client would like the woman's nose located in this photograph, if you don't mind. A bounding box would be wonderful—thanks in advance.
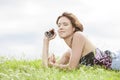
[59,25,64,29]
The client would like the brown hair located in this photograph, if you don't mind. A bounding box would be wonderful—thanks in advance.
[56,12,83,32]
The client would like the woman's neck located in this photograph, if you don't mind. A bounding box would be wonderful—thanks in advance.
[64,34,73,48]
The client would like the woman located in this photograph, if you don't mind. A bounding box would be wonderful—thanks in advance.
[42,12,120,70]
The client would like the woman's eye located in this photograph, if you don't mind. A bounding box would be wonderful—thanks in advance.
[57,23,61,27]
[58,24,60,27]
[63,23,68,26]
[57,22,68,27]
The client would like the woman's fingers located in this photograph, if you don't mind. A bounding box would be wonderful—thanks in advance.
[48,61,54,67]
[52,54,56,63]
[48,54,56,63]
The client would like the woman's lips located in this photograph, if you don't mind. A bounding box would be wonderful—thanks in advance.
[59,30,65,33]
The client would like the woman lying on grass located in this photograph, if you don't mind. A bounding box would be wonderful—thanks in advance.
[42,12,120,70]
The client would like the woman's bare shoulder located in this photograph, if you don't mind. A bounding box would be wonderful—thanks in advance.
[73,31,86,38]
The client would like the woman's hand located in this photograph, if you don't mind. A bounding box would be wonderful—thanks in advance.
[48,54,56,67]
[48,54,56,63]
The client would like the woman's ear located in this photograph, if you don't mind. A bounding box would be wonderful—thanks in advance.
[73,27,75,32]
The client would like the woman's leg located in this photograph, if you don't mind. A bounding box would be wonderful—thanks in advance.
[110,50,120,70]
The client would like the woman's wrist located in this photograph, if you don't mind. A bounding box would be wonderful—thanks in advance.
[43,37,50,42]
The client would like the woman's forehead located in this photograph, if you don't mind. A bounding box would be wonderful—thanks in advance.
[58,16,71,23]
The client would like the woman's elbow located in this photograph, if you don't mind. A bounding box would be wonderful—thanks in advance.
[68,64,78,70]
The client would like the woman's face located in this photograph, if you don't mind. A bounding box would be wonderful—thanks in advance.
[57,16,75,39]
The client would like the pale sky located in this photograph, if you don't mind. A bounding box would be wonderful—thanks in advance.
[0,0,120,60]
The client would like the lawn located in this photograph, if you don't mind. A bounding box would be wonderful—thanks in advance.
[0,57,120,80]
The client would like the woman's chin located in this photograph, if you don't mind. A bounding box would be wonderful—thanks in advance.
[59,36,64,38]
[59,35,65,39]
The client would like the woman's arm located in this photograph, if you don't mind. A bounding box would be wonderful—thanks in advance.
[68,32,85,69]
[48,49,70,68]
[42,37,49,67]
[42,29,56,67]
[49,32,85,69]
[57,49,71,64]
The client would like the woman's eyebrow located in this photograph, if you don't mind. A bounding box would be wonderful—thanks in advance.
[58,23,61,25]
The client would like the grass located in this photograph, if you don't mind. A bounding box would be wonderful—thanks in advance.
[0,57,120,80]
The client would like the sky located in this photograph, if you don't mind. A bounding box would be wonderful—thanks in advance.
[0,0,120,60]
